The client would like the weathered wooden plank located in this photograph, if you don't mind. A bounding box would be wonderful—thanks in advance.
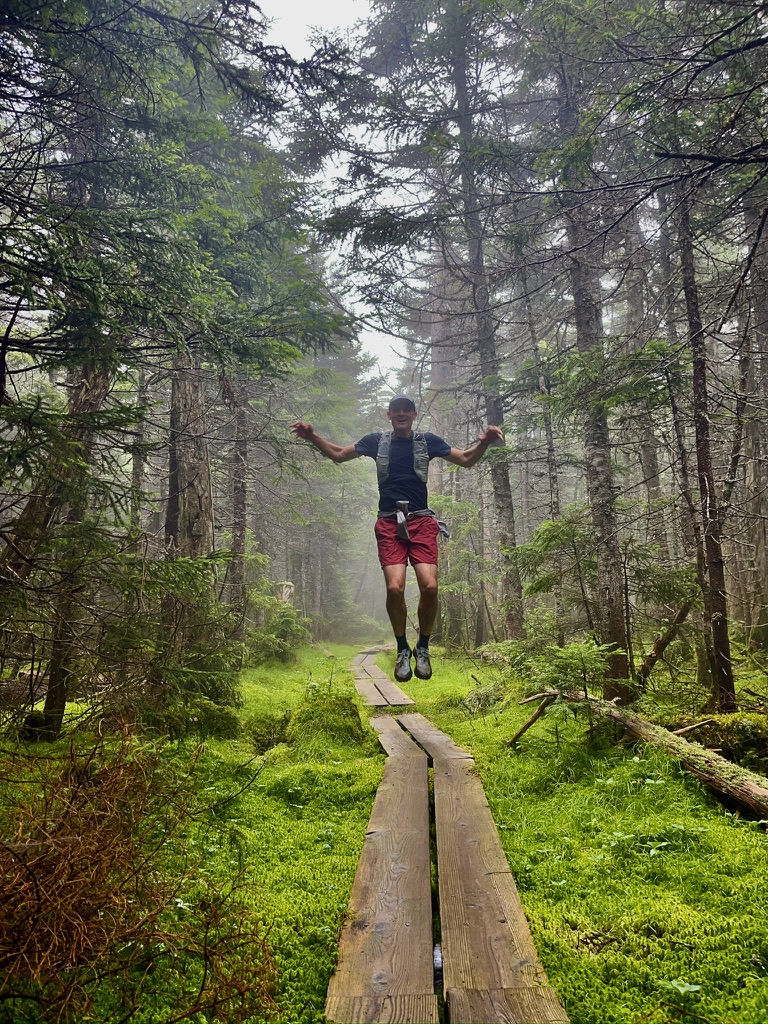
[371,716,423,758]
[325,994,439,1023]
[360,655,390,679]
[435,758,542,990]
[434,758,568,1022]
[355,678,390,706]
[397,712,474,760]
[325,751,436,1021]
[373,678,415,707]
[447,987,569,1024]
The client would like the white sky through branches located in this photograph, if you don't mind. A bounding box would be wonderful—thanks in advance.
[260,0,406,381]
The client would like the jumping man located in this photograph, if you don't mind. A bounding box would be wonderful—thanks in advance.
[290,396,503,682]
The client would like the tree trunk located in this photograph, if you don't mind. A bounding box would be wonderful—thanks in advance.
[564,205,632,700]
[39,364,112,739]
[745,198,768,649]
[450,21,524,640]
[230,389,248,642]
[676,186,736,712]
[165,345,215,558]
[557,78,630,701]
[624,210,670,559]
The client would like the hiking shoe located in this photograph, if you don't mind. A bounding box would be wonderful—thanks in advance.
[394,647,412,682]
[413,645,432,680]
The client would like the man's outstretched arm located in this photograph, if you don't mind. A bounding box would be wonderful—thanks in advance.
[443,424,505,468]
[290,421,360,464]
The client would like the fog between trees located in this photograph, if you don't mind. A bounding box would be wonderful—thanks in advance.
[2,0,768,736]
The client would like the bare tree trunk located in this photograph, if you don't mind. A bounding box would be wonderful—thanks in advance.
[165,345,215,558]
[624,210,670,559]
[40,365,112,739]
[676,186,736,712]
[450,25,524,640]
[564,205,632,700]
[227,388,248,644]
[522,272,566,643]
[745,199,768,649]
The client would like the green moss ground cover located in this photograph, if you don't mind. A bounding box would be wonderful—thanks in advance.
[0,646,382,1024]
[165,646,383,1023]
[385,649,768,1024]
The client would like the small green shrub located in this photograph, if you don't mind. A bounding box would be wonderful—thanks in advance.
[244,604,311,666]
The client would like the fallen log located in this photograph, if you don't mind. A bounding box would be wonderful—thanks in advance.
[524,691,768,819]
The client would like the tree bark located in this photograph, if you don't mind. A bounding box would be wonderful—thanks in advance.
[230,387,248,642]
[676,185,736,711]
[450,17,524,640]
[165,345,215,558]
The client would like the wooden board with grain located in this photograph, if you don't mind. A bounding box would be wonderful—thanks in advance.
[394,713,567,1022]
[431,753,569,1023]
[447,986,570,1024]
[324,726,438,1023]
[397,712,474,761]
[371,716,425,760]
[352,654,414,707]
[354,677,390,707]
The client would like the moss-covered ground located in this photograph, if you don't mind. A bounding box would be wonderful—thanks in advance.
[5,644,768,1023]
[385,648,768,1024]
[164,645,384,1024]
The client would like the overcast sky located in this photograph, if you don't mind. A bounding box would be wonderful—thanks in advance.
[259,1,405,383]
[260,0,370,60]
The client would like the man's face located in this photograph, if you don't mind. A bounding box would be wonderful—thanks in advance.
[387,402,417,434]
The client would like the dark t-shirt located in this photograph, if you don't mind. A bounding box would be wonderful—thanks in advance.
[355,431,452,514]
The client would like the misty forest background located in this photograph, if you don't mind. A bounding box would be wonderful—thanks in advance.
[3,1,768,1022]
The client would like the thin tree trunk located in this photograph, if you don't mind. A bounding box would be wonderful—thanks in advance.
[165,345,215,558]
[230,389,248,642]
[676,185,736,712]
[450,22,524,640]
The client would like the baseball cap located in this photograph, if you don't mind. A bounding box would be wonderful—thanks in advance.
[388,394,416,411]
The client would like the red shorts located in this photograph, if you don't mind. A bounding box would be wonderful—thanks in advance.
[374,515,440,568]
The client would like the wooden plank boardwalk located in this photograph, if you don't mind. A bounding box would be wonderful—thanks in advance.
[324,716,438,1024]
[325,658,569,1024]
[399,713,569,1024]
[352,649,415,708]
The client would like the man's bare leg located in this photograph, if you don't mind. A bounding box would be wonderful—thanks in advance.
[413,562,438,636]
[382,564,408,635]
[383,564,412,681]
[412,563,438,679]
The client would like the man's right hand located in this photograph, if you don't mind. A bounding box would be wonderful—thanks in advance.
[290,420,315,441]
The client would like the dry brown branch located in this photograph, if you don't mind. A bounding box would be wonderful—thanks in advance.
[506,695,557,746]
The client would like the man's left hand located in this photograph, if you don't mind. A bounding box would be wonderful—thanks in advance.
[480,425,505,446]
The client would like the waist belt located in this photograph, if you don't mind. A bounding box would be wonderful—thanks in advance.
[379,501,450,541]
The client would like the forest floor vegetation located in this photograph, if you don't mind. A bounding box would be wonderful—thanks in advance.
[383,648,768,1024]
[3,644,768,1022]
